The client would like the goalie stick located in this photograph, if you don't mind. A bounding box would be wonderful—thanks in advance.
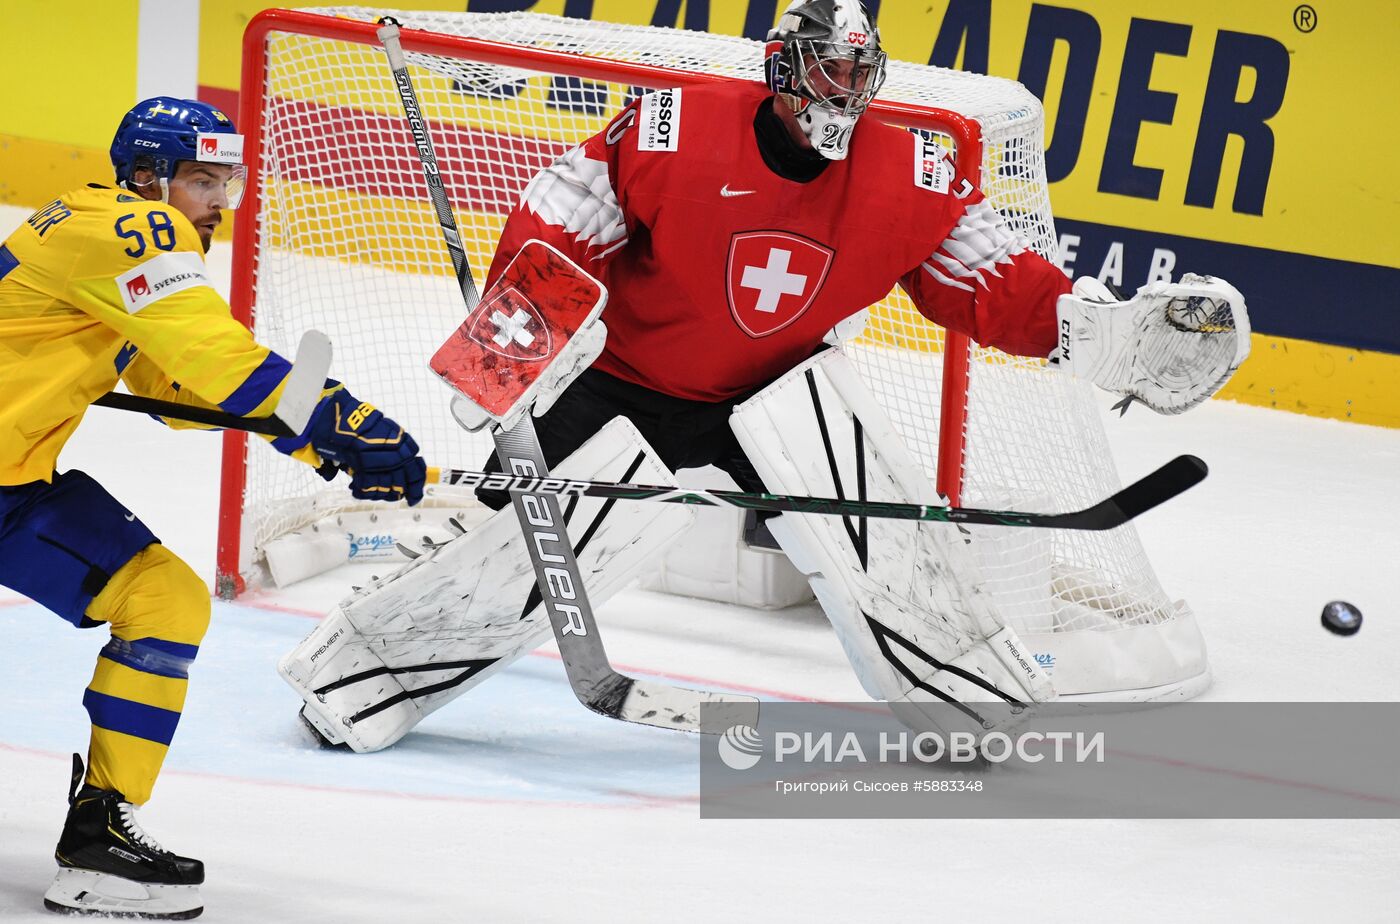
[425,454,1207,531]
[376,17,759,733]
[92,329,333,438]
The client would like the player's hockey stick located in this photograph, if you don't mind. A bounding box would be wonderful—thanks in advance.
[92,329,332,438]
[377,17,759,733]
[428,454,1206,530]
[92,392,289,435]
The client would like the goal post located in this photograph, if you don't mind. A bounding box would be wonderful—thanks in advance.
[222,6,1210,702]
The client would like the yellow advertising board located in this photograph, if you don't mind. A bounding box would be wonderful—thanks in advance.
[1,1,1395,424]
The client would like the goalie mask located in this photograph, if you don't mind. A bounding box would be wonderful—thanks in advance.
[764,0,887,161]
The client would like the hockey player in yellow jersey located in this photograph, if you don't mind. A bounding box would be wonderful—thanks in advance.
[0,98,427,919]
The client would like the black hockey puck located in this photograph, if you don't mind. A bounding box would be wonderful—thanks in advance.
[1321,601,1362,636]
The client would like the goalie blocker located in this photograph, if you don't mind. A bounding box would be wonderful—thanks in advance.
[431,239,608,433]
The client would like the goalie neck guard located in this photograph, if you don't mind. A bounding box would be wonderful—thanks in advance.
[764,0,887,161]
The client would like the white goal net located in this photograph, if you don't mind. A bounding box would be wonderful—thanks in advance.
[222,6,1209,700]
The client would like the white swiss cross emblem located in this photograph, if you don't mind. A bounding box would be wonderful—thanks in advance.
[490,308,535,349]
[726,231,834,338]
[465,285,552,361]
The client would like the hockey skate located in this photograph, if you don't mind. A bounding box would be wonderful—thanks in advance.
[297,704,349,750]
[43,755,204,919]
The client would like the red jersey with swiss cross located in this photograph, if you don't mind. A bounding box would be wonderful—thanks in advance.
[485,81,1068,402]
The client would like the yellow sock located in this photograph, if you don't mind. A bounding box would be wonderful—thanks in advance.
[81,544,210,805]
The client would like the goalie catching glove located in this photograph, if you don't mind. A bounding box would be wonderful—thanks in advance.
[276,384,427,505]
[1055,274,1250,415]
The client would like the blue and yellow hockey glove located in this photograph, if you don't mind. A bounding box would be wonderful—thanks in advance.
[300,384,426,505]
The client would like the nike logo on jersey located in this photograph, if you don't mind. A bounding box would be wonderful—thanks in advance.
[124,512,136,522]
[720,185,757,198]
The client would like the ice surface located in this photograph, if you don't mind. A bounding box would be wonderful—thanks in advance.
[2,204,1397,922]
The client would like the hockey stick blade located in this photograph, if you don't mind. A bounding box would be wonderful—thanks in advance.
[93,329,332,438]
[272,329,333,436]
[587,674,759,733]
[1041,453,1208,530]
[427,453,1208,530]
[494,417,758,734]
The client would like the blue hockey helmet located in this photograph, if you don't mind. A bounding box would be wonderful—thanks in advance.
[110,97,247,208]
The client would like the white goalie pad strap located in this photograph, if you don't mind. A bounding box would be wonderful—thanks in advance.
[278,416,695,752]
[730,349,1056,725]
[1056,273,1250,415]
[432,239,608,433]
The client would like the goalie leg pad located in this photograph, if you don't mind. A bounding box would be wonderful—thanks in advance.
[278,417,695,752]
[730,350,1055,731]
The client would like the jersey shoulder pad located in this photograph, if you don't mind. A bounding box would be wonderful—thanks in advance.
[72,187,205,263]
[56,189,211,312]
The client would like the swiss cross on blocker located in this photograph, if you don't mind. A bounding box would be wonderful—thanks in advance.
[465,286,551,361]
[726,231,834,337]
[490,308,534,349]
[431,240,605,418]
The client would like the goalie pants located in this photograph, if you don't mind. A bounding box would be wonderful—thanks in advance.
[475,367,769,509]
[0,470,209,805]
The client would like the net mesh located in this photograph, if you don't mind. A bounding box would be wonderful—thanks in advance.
[235,8,1195,679]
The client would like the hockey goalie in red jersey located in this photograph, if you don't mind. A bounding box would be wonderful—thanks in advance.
[485,14,1065,409]
[281,0,1250,754]
[465,0,1094,503]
